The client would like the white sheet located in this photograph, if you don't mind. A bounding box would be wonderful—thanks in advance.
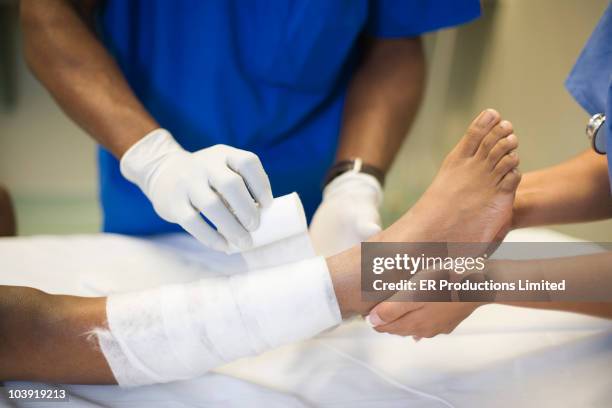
[1,228,611,407]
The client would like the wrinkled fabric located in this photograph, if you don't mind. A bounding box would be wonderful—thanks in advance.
[565,2,612,187]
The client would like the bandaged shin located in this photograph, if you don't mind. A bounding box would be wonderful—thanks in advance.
[97,257,340,386]
[95,193,342,386]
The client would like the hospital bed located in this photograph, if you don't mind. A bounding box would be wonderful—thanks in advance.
[1,228,611,407]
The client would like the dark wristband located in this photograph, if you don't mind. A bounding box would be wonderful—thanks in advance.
[323,158,385,187]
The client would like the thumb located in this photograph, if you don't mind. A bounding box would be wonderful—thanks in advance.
[366,298,425,328]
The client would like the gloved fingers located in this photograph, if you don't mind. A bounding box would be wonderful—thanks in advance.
[356,221,382,240]
[226,150,273,208]
[355,205,382,239]
[189,184,252,250]
[208,168,260,231]
[177,207,229,252]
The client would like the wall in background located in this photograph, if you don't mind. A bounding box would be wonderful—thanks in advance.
[384,0,612,241]
[1,0,611,240]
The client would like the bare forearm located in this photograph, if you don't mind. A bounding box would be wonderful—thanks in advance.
[501,302,612,319]
[335,37,425,172]
[0,286,114,383]
[490,254,612,319]
[514,150,612,228]
[20,0,158,157]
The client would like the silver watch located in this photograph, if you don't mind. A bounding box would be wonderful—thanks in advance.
[586,113,607,155]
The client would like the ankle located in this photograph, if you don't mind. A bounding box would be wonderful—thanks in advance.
[327,247,376,318]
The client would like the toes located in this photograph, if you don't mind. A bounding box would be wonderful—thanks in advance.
[457,109,501,156]
[487,133,518,167]
[476,120,514,159]
[494,151,520,182]
[498,168,522,192]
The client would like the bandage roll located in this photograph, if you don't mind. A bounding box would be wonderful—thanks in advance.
[97,256,341,387]
[226,193,308,254]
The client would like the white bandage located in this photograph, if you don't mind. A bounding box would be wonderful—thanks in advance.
[97,257,341,386]
[227,193,308,254]
[95,193,341,386]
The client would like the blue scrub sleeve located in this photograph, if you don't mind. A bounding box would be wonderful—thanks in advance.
[366,0,481,38]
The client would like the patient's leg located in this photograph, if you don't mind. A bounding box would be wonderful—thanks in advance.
[0,111,520,386]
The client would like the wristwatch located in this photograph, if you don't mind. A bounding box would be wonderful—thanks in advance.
[324,158,385,187]
[586,113,607,155]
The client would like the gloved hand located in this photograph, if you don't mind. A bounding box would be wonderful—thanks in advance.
[309,171,383,257]
[120,128,273,252]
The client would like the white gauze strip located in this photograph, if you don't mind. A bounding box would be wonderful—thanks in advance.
[97,257,341,387]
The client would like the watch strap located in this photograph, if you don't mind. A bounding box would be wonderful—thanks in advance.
[323,158,385,187]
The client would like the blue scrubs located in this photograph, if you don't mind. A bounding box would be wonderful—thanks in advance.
[97,0,481,235]
[565,2,612,186]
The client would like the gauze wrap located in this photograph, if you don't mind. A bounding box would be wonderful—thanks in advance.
[96,194,342,386]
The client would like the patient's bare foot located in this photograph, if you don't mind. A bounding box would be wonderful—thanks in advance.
[382,109,520,243]
[331,110,521,316]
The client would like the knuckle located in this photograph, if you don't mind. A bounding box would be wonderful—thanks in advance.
[175,210,196,226]
[466,128,481,139]
[207,144,225,155]
[423,331,437,338]
[242,151,260,164]
[499,156,512,168]
[374,326,387,334]
[239,152,263,171]
[221,174,244,191]
[200,195,223,213]
[376,305,395,323]
[413,322,427,333]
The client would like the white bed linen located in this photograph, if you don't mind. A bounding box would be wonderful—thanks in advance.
[1,228,611,407]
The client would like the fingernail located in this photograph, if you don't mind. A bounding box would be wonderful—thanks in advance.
[413,336,422,342]
[366,311,385,327]
[478,109,495,126]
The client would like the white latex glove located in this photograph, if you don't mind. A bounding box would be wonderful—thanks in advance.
[309,171,383,257]
[120,128,273,252]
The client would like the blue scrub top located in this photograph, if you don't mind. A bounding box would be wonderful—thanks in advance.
[97,0,481,235]
[565,2,612,187]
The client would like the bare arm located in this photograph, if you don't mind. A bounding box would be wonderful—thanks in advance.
[513,149,612,228]
[334,37,425,173]
[20,0,158,157]
[490,253,612,319]
[502,302,612,319]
